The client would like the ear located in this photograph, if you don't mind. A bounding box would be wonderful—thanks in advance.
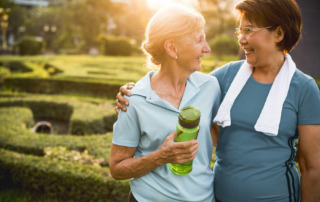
[275,26,285,43]
[163,39,177,59]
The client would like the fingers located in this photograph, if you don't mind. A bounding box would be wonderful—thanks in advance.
[127,82,135,89]
[119,82,135,97]
[116,93,129,107]
[115,105,120,115]
[166,131,177,141]
[170,143,199,164]
[158,131,199,164]
[173,139,199,149]
[114,82,135,113]
[115,98,127,112]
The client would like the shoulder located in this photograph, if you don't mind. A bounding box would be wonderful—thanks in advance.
[209,60,245,78]
[191,71,220,88]
[291,69,319,91]
[193,71,217,81]
[292,68,316,83]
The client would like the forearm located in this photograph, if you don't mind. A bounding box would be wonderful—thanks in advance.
[111,150,165,180]
[300,169,320,202]
[298,125,320,202]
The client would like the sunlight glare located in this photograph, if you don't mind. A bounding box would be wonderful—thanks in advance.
[147,0,196,10]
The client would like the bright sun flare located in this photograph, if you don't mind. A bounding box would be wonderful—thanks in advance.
[146,0,196,10]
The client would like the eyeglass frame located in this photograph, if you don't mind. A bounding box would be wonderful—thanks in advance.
[235,26,273,38]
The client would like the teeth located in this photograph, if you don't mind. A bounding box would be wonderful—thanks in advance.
[244,49,253,53]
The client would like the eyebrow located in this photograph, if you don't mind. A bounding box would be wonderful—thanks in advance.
[242,25,255,28]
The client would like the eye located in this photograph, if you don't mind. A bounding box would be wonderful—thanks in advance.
[242,27,252,35]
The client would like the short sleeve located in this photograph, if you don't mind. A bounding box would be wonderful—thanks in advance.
[112,97,141,147]
[298,79,320,125]
[211,78,222,120]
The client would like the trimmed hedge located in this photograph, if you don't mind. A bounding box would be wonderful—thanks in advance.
[2,77,121,98]
[0,106,113,164]
[99,35,133,56]
[0,107,129,201]
[0,95,116,135]
[1,61,33,73]
[16,36,45,56]
[0,149,130,201]
[210,34,240,56]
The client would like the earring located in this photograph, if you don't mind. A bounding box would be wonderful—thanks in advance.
[175,55,178,59]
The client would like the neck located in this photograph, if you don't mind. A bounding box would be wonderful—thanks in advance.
[150,61,193,109]
[252,52,285,83]
[152,62,191,91]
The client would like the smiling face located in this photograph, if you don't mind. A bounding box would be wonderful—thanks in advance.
[174,29,211,73]
[238,16,281,68]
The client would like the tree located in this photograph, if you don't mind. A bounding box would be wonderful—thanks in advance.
[197,0,236,40]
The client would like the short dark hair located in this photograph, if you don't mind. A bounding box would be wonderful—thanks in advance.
[235,0,302,53]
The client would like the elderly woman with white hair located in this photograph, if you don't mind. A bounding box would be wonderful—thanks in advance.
[109,5,221,202]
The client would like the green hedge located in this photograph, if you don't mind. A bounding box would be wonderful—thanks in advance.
[0,107,129,201]
[0,149,130,202]
[210,34,240,56]
[99,35,133,56]
[0,61,33,73]
[0,106,113,164]
[16,36,45,56]
[0,96,116,135]
[2,77,121,98]
[0,100,73,121]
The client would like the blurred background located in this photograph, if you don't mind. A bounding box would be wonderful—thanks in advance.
[0,0,242,56]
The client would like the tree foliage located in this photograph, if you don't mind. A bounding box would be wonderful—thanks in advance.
[5,0,236,54]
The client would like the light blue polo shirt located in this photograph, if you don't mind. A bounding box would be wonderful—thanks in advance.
[113,71,221,202]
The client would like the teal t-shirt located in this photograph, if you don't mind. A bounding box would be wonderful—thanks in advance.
[113,71,221,202]
[210,61,320,202]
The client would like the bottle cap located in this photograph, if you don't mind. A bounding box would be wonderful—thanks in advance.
[178,106,200,129]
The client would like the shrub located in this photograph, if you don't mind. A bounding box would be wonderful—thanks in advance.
[0,149,130,202]
[16,36,45,56]
[44,146,104,166]
[0,96,116,135]
[210,34,240,56]
[0,106,113,163]
[0,66,10,79]
[2,61,33,73]
[2,77,121,98]
[43,63,63,76]
[99,35,133,56]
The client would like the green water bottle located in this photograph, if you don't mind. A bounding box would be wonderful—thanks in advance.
[169,106,200,175]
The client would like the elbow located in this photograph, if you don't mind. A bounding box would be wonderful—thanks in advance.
[110,167,122,180]
[110,172,126,180]
[110,167,129,180]
[299,161,320,180]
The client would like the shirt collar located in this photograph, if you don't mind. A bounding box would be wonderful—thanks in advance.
[131,71,212,111]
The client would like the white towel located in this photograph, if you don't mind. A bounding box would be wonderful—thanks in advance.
[213,54,296,136]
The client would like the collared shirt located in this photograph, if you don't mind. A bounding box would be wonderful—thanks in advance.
[113,71,221,202]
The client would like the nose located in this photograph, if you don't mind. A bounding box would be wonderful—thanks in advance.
[238,34,247,46]
[203,40,211,53]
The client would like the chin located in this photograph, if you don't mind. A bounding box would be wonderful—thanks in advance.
[195,65,202,71]
[245,58,254,66]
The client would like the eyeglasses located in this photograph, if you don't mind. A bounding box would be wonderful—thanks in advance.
[235,26,273,37]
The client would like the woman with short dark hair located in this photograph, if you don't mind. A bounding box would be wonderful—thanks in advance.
[212,0,320,201]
